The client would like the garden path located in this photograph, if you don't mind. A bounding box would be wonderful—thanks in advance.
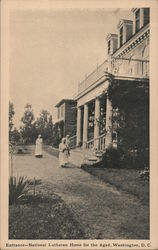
[12,146,149,239]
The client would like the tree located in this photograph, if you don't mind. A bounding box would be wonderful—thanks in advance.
[20,104,37,144]
[9,102,15,142]
[11,128,21,144]
[35,110,53,144]
[108,77,149,168]
[52,122,60,148]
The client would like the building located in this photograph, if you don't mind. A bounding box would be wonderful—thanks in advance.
[55,8,149,158]
[55,99,77,140]
[74,8,149,152]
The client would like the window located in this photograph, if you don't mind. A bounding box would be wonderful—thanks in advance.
[120,26,123,47]
[108,40,111,54]
[61,106,64,117]
[144,8,149,26]
[58,108,60,119]
[135,9,140,32]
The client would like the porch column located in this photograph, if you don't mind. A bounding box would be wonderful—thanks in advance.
[105,94,113,149]
[76,107,82,146]
[83,104,88,149]
[94,97,100,149]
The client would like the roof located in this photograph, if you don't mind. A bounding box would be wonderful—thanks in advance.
[55,99,76,108]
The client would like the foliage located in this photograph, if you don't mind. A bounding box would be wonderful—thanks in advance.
[9,102,15,141]
[9,102,61,146]
[139,168,149,181]
[35,110,53,144]
[11,128,21,144]
[107,76,149,169]
[21,104,35,125]
[102,147,149,169]
[20,104,37,144]
[9,176,31,205]
[52,121,64,147]
[9,102,15,131]
[102,147,122,168]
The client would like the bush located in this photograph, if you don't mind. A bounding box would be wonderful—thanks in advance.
[101,147,149,169]
[139,169,149,181]
[102,147,122,168]
[9,176,31,205]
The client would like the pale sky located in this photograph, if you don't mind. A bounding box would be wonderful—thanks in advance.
[9,8,133,128]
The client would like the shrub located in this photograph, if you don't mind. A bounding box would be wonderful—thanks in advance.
[102,147,122,168]
[107,78,149,170]
[101,147,149,169]
[139,168,149,181]
[9,176,31,205]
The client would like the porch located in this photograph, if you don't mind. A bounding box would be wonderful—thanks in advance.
[73,56,149,154]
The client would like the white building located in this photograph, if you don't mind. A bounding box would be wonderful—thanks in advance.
[73,8,149,153]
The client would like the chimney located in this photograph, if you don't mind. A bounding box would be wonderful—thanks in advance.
[106,33,118,55]
[117,19,133,48]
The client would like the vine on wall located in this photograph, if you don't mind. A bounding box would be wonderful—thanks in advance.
[107,75,149,168]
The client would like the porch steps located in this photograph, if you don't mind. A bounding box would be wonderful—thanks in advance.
[69,148,104,167]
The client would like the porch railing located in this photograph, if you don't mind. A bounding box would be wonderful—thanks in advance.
[78,60,108,94]
[86,138,95,150]
[69,135,77,149]
[77,58,149,95]
[98,134,106,151]
[111,57,149,78]
[86,133,106,151]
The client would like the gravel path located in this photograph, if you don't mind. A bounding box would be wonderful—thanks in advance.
[11,146,149,239]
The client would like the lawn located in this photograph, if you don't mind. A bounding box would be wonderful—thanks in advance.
[9,145,149,239]
[43,145,149,205]
[9,181,85,239]
[82,166,149,205]
[43,145,59,158]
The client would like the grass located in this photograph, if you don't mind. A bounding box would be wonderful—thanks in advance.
[82,166,149,205]
[9,182,85,239]
[43,145,59,158]
[15,145,33,155]
[10,145,149,239]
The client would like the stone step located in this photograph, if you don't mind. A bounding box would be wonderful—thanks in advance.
[69,148,103,167]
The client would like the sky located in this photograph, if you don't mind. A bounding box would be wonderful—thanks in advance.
[9,8,133,128]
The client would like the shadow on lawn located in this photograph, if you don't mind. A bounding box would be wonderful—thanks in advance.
[9,192,86,239]
[19,194,58,205]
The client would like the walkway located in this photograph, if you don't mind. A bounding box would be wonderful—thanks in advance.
[12,146,149,239]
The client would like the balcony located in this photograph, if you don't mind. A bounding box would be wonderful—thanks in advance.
[77,57,149,95]
[78,60,108,94]
[111,57,149,79]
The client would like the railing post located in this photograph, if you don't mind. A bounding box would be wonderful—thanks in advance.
[83,104,88,149]
[76,107,82,146]
[94,97,100,150]
[105,93,113,149]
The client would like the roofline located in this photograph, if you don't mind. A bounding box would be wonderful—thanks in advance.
[55,99,76,107]
[112,23,149,57]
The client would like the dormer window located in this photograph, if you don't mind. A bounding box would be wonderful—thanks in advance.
[108,40,111,54]
[135,9,140,32]
[120,27,123,47]
[132,8,149,34]
[117,19,133,48]
[144,8,149,26]
[106,33,118,55]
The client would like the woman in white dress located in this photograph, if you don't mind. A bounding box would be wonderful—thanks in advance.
[59,138,68,167]
[35,134,43,158]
